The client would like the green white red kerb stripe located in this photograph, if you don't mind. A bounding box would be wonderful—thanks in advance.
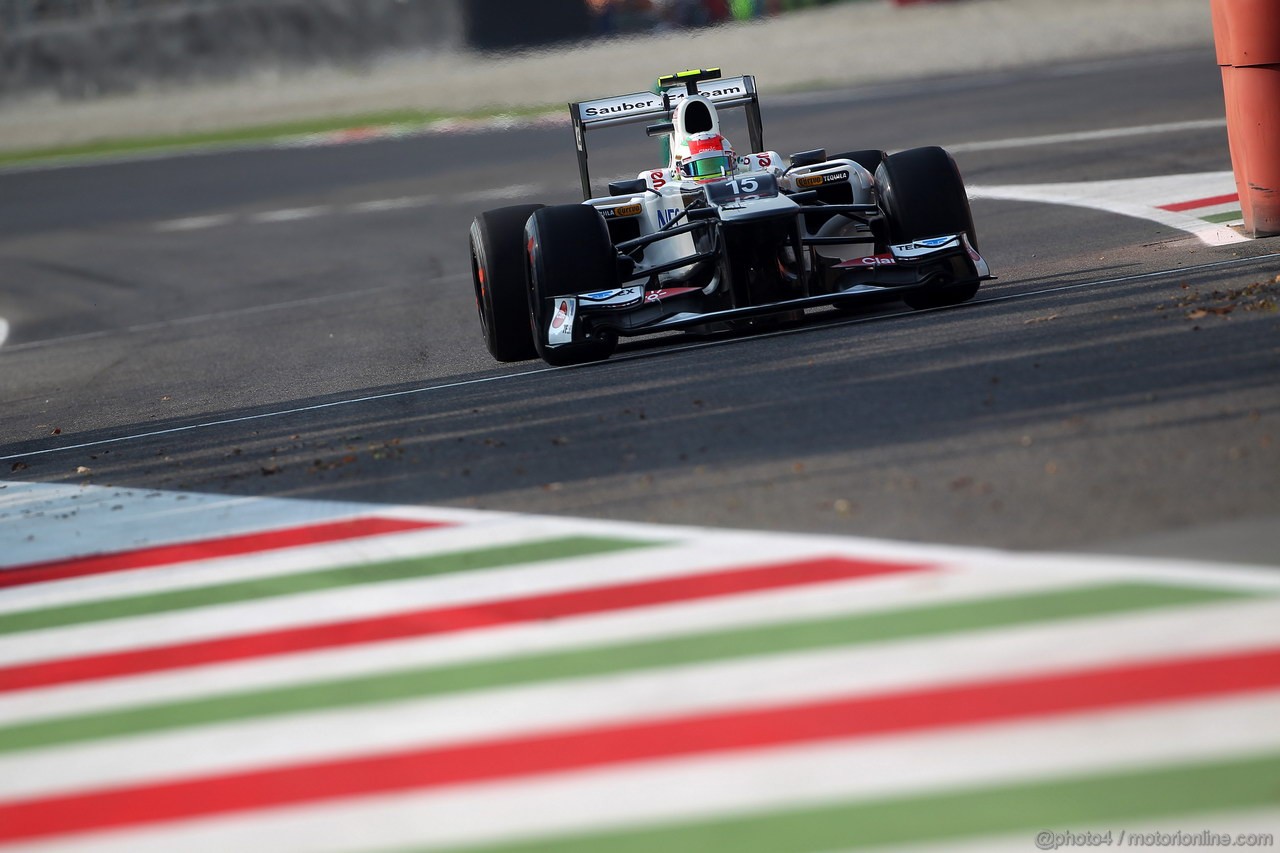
[0,481,1277,852]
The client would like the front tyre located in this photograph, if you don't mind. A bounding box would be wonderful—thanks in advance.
[876,146,982,310]
[526,204,619,366]
[470,204,545,361]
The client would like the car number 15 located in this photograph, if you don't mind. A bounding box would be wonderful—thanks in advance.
[706,172,779,203]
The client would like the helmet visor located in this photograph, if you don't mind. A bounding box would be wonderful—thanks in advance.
[682,154,730,181]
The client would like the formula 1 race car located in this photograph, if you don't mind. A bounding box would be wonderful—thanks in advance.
[469,67,992,366]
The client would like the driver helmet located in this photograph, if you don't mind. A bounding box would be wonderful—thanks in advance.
[679,131,735,183]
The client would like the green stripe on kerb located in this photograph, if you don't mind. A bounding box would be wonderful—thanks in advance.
[1202,210,1244,223]
[0,583,1246,754]
[423,753,1280,853]
[0,536,655,636]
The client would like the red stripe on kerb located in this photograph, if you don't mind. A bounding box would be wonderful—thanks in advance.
[0,517,446,590]
[1158,193,1239,212]
[0,557,926,693]
[2,646,1277,843]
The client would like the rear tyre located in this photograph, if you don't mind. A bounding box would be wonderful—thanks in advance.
[526,204,619,366]
[876,146,982,310]
[470,204,544,361]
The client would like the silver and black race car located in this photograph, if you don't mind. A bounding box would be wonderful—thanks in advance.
[469,67,993,366]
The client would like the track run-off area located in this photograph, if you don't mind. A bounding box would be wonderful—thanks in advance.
[2,39,1280,851]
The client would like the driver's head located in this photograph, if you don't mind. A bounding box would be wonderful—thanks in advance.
[680,131,734,182]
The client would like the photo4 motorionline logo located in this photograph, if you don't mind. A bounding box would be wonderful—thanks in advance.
[1036,829,1275,849]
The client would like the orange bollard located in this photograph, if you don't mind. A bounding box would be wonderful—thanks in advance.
[1211,0,1280,237]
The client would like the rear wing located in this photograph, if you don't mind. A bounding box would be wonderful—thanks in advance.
[569,72,765,199]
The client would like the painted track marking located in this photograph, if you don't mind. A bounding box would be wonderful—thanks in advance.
[946,118,1226,154]
[0,480,1276,851]
[969,171,1247,246]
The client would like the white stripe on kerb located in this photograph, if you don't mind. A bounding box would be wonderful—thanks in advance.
[14,697,1280,853]
[3,597,1279,802]
[0,565,1108,726]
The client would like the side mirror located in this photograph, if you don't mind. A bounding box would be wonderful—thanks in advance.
[608,178,648,197]
[789,148,828,169]
[646,122,675,138]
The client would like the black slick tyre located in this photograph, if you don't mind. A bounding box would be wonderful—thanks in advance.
[876,146,982,310]
[469,203,544,362]
[526,204,619,366]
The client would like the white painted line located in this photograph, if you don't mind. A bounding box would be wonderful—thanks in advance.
[154,214,237,232]
[152,187,534,233]
[947,118,1226,154]
[0,317,8,348]
[5,252,1280,464]
[346,195,436,214]
[459,183,546,202]
[249,206,333,224]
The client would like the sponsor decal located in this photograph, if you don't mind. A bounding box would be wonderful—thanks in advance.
[658,208,683,228]
[797,170,850,189]
[835,254,897,269]
[890,236,961,258]
[689,135,725,156]
[581,287,643,308]
[611,203,643,218]
[552,301,569,329]
[644,286,701,303]
[741,153,772,169]
[548,298,576,345]
[581,95,663,119]
[665,80,747,103]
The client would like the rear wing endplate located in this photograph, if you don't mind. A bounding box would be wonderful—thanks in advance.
[569,73,764,199]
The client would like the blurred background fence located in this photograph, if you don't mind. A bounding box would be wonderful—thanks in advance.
[1,0,216,33]
[0,0,857,102]
[1,0,853,38]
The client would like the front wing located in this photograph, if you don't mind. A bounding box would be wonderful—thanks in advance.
[543,233,992,346]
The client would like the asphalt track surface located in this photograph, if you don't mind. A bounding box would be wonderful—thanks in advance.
[2,47,1278,561]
